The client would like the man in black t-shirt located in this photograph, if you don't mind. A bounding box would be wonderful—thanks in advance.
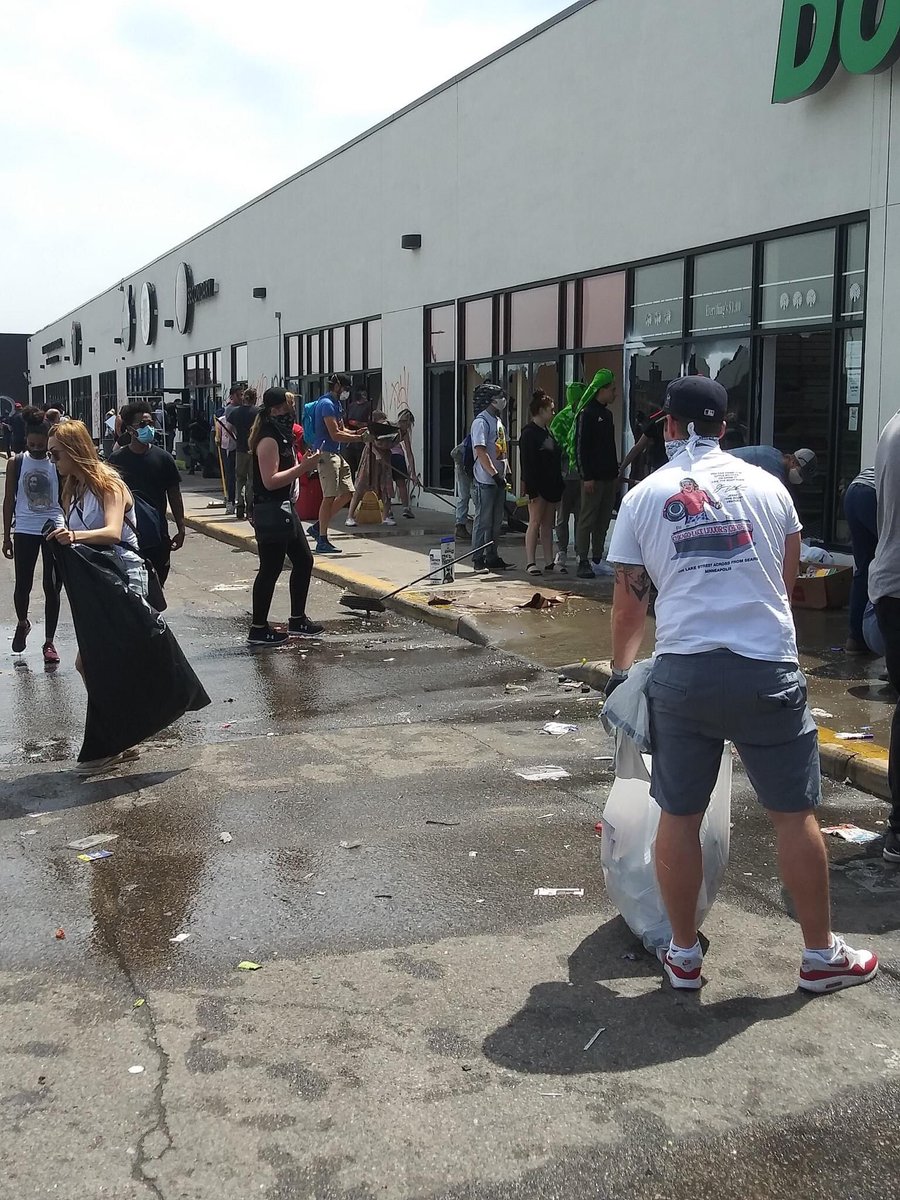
[225,387,259,519]
[110,401,185,585]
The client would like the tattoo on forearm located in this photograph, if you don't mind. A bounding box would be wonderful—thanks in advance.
[612,563,652,602]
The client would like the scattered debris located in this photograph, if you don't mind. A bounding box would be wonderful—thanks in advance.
[539,1092,564,1097]
[583,1027,606,1052]
[538,814,554,820]
[513,849,527,854]
[835,732,875,741]
[37,1076,46,1086]
[469,851,477,858]
[621,952,638,961]
[220,723,232,730]
[237,961,261,971]
[169,933,190,944]
[218,832,233,844]
[821,824,881,844]
[67,833,118,851]
[518,591,569,610]
[542,722,578,737]
[475,899,485,905]
[384,658,395,662]
[505,684,529,694]
[128,1065,145,1075]
[375,894,392,899]
[810,708,834,719]
[462,1064,473,1072]
[594,823,603,833]
[534,887,584,897]
[77,849,113,863]
[581,684,591,694]
[55,928,65,940]
[20,830,37,837]
[133,998,146,1009]
[427,597,454,607]
[426,818,461,826]
[340,840,362,850]
[517,765,571,781]
[829,646,845,653]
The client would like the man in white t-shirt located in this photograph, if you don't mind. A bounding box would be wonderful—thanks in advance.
[607,375,877,995]
[470,384,512,573]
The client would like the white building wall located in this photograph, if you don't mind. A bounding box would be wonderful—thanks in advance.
[28,0,894,451]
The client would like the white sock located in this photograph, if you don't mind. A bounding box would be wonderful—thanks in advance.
[670,939,702,958]
[803,936,837,961]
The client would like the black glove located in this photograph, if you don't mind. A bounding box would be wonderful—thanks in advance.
[604,669,628,699]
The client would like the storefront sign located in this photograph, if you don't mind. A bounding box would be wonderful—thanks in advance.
[174,262,217,335]
[774,0,900,103]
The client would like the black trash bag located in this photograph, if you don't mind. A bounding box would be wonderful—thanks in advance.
[50,541,211,762]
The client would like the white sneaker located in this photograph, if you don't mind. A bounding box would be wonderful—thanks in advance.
[382,517,396,526]
[345,516,358,527]
[592,560,616,577]
[554,551,567,568]
[657,941,703,990]
[225,502,235,515]
[799,936,879,993]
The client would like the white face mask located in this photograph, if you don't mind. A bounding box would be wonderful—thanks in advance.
[492,397,507,415]
[340,390,350,402]
[788,467,803,485]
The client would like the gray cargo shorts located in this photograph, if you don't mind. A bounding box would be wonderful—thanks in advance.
[647,650,821,816]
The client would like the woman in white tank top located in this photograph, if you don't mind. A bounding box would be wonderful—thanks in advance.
[46,419,147,599]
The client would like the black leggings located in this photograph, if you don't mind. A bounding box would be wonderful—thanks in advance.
[14,533,62,641]
[251,536,313,627]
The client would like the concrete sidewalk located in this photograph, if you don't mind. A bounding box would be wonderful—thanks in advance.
[180,481,894,804]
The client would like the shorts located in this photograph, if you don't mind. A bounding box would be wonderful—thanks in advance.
[647,650,820,816]
[318,452,354,498]
[391,453,407,484]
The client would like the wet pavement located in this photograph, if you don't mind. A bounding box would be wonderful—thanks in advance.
[1,533,899,1199]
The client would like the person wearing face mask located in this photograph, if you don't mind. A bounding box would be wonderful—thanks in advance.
[606,375,877,996]
[573,369,619,579]
[309,373,365,555]
[470,383,512,573]
[2,409,65,664]
[109,401,185,587]
[728,442,817,488]
[247,388,324,645]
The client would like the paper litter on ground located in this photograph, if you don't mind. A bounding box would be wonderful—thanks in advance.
[516,766,571,781]
[821,824,880,844]
[810,708,834,719]
[835,732,875,740]
[68,833,119,850]
[542,722,578,737]
[533,887,585,897]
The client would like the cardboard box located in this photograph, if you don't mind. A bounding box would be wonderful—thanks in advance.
[791,565,853,611]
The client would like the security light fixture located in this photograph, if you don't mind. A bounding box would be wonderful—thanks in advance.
[164,319,174,328]
[253,287,267,299]
[401,234,422,250]
[114,337,123,345]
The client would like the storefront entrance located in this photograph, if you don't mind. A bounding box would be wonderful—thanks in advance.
[759,331,833,541]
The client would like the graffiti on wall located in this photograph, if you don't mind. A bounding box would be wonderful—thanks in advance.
[386,366,410,418]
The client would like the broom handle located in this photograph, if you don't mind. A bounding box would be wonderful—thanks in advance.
[379,542,494,601]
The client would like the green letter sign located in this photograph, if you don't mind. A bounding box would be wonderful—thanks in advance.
[773,0,900,103]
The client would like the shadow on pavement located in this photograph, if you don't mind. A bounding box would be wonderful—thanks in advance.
[0,769,189,820]
[482,918,813,1076]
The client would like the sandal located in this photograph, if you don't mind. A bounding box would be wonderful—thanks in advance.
[526,563,543,576]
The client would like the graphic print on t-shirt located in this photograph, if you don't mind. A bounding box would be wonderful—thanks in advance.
[662,476,754,560]
[23,466,54,512]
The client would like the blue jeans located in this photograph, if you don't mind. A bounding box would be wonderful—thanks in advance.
[843,481,878,643]
[455,463,473,525]
[472,482,505,565]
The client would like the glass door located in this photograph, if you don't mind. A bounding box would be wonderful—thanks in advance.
[758,331,833,540]
[504,359,560,494]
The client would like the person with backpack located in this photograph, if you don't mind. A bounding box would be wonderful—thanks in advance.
[109,401,185,587]
[2,408,65,664]
[307,373,366,554]
[470,383,512,573]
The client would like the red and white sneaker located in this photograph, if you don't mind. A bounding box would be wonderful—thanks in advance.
[657,941,704,990]
[799,936,879,994]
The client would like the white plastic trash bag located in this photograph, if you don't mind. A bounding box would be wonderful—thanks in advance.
[600,736,732,951]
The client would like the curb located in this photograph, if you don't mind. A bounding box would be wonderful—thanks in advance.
[183,514,489,648]
[558,660,892,804]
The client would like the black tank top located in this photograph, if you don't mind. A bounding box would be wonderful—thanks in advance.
[252,422,295,504]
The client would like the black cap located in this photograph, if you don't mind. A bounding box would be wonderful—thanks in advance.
[472,383,505,415]
[262,386,290,408]
[663,376,727,424]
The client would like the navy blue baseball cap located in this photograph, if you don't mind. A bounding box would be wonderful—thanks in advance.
[662,376,727,424]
